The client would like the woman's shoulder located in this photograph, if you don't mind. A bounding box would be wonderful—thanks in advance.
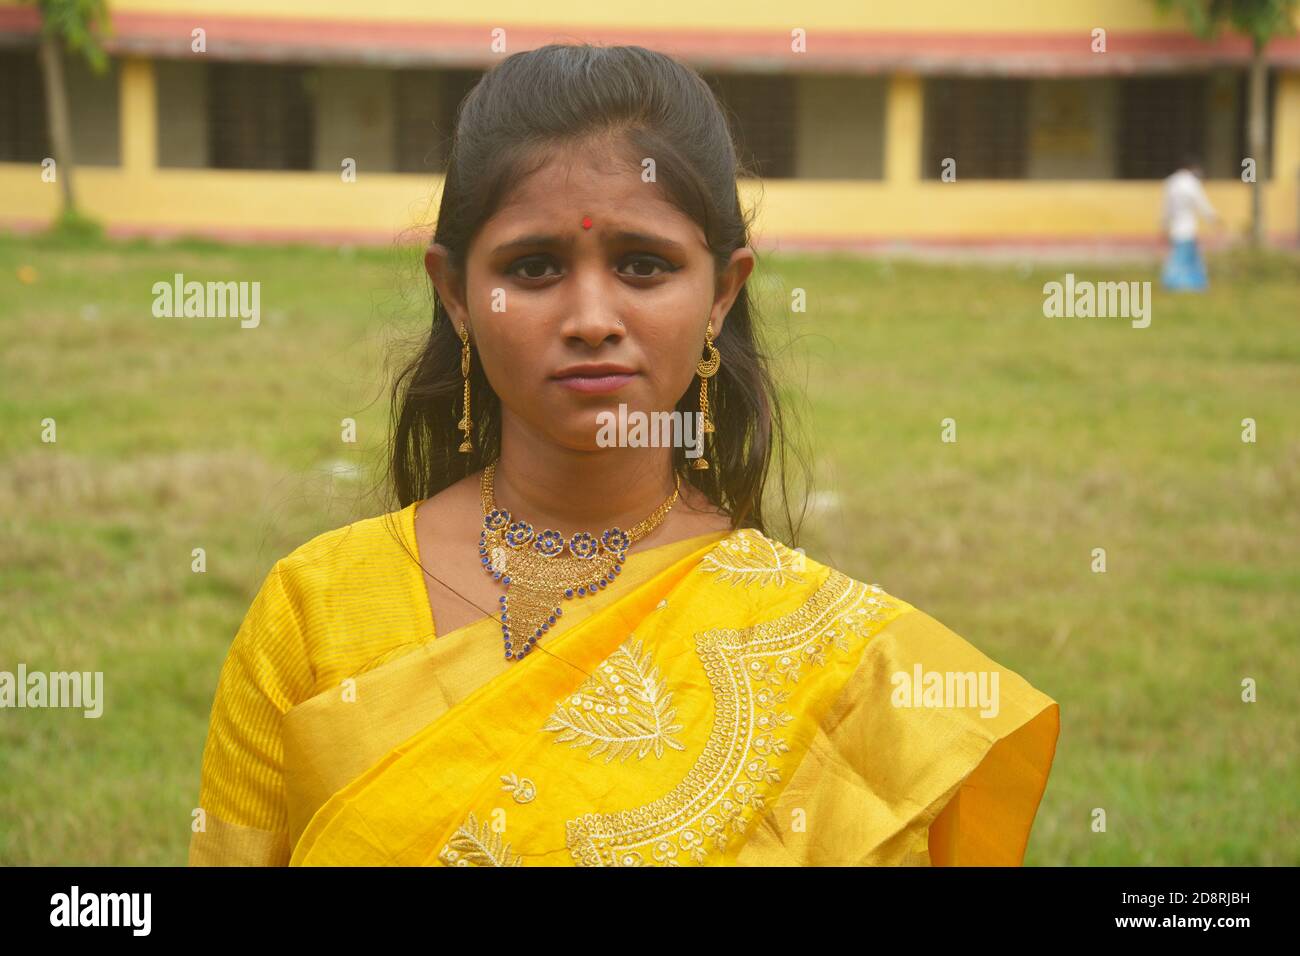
[271,504,416,594]
[229,504,423,694]
[241,504,419,656]
[724,535,1055,693]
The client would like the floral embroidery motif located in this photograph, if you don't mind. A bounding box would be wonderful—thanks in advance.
[438,811,523,867]
[500,772,537,804]
[699,528,806,588]
[565,569,893,867]
[541,636,685,762]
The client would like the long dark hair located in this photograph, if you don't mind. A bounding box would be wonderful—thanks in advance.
[386,43,809,543]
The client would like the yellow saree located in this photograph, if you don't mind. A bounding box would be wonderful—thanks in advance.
[189,502,1059,867]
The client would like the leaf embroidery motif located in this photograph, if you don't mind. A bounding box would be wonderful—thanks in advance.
[438,811,523,867]
[542,636,686,762]
[700,529,806,588]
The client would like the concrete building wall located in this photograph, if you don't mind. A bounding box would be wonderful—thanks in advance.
[2,2,1298,248]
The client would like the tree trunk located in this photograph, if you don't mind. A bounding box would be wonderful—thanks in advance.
[38,26,76,217]
[1248,39,1267,248]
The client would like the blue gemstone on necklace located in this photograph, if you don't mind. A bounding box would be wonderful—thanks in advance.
[502,576,510,584]
[564,588,573,598]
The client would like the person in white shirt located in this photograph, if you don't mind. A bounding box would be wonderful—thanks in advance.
[1160,155,1219,291]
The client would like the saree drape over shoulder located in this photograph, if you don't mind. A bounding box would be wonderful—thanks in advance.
[190,502,1059,867]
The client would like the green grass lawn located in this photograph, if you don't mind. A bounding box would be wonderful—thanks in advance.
[1,231,1296,865]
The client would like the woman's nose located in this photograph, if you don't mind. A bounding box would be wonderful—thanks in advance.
[559,269,626,345]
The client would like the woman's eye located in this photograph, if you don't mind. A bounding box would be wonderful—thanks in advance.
[509,256,559,281]
[620,255,674,278]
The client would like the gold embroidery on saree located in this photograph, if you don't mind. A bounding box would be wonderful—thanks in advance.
[699,528,806,588]
[541,636,685,762]
[565,569,893,866]
[438,811,523,867]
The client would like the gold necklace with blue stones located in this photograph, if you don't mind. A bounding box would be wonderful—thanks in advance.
[480,462,681,661]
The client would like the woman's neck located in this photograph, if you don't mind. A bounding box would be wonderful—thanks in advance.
[490,435,682,536]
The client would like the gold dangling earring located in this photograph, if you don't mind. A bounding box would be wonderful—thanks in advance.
[692,319,721,470]
[457,323,473,453]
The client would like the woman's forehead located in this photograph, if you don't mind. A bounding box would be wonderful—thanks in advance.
[469,140,710,254]
[497,155,663,213]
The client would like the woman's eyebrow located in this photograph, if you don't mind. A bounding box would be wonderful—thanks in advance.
[493,230,686,256]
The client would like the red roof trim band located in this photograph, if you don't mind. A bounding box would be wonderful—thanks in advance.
[2,9,1298,72]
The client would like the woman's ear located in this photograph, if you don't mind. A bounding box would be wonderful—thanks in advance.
[424,243,469,330]
[709,246,755,339]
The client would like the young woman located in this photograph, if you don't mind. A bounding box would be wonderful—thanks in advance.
[190,43,1058,867]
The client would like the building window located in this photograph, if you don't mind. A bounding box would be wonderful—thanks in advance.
[208,63,314,170]
[1117,75,1207,180]
[1,48,119,166]
[0,49,48,163]
[394,68,482,173]
[923,77,1029,179]
[707,73,798,178]
[794,75,886,180]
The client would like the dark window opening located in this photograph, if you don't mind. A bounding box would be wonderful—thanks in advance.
[707,73,798,178]
[394,68,482,173]
[0,49,49,163]
[1117,75,1207,180]
[208,63,314,170]
[923,78,1029,179]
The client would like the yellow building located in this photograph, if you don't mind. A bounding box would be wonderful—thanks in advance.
[2,0,1299,249]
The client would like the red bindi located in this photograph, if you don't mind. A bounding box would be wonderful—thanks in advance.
[581,215,592,230]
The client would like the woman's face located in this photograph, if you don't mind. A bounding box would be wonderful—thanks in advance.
[426,141,753,454]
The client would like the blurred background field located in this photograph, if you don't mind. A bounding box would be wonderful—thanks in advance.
[0,232,1296,865]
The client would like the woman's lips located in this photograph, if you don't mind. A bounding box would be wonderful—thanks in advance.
[553,373,636,394]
